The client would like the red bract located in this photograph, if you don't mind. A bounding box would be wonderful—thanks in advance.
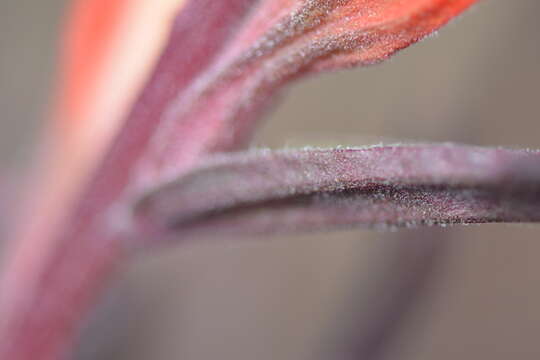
[130,0,481,183]
[8,1,540,360]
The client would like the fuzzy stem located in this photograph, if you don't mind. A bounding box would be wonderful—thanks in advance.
[0,2,256,358]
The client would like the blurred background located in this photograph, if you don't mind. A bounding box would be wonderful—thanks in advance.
[1,1,540,359]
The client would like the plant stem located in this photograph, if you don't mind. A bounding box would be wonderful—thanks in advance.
[0,228,125,360]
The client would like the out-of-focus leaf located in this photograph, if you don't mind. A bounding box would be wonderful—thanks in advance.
[55,0,186,152]
[133,144,540,243]
[47,0,188,209]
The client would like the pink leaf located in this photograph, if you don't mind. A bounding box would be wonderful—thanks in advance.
[134,144,540,243]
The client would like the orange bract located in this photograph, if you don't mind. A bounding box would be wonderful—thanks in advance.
[53,0,184,176]
[58,0,130,128]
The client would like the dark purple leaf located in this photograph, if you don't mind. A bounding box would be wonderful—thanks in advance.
[133,144,540,243]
